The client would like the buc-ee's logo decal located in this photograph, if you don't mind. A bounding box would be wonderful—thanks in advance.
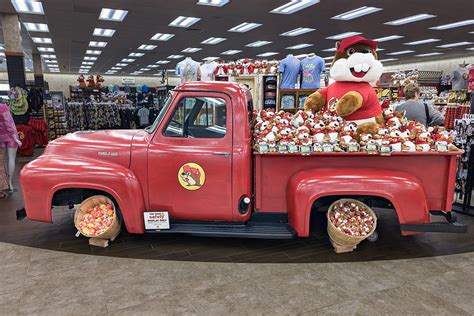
[328,97,339,113]
[178,162,206,191]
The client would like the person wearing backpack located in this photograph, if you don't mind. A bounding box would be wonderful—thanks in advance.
[396,83,444,127]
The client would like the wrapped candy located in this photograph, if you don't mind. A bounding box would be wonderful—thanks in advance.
[78,203,115,237]
[328,201,375,237]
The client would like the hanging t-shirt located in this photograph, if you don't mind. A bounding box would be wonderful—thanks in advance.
[201,61,218,81]
[300,56,325,89]
[278,55,301,89]
[176,58,200,84]
[468,66,474,91]
[137,107,150,127]
[452,67,468,91]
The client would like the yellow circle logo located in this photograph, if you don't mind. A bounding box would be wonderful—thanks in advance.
[178,163,206,191]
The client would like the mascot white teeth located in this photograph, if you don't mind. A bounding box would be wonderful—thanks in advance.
[304,36,385,135]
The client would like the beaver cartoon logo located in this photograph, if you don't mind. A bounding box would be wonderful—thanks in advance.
[178,163,206,191]
[328,97,339,113]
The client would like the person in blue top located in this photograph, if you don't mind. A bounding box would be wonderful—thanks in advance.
[300,53,325,89]
[278,54,301,89]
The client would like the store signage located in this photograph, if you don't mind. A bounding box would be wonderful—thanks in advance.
[121,77,136,85]
[144,211,170,230]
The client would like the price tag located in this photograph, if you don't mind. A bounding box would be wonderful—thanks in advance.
[380,145,392,155]
[322,144,334,152]
[348,143,360,152]
[300,145,312,154]
[257,144,269,153]
[436,143,448,152]
[288,145,299,153]
[365,143,379,154]
[277,145,288,153]
[313,144,323,152]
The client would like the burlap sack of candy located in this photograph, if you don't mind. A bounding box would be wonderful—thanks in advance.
[74,195,120,240]
[327,198,377,253]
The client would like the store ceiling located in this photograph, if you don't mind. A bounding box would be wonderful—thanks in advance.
[0,0,473,76]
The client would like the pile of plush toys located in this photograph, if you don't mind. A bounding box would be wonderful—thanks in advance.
[329,200,375,237]
[253,108,458,154]
[215,59,280,77]
[77,74,105,90]
[78,203,115,237]
[391,70,419,87]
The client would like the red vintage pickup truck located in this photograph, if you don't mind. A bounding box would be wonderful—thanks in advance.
[18,82,467,239]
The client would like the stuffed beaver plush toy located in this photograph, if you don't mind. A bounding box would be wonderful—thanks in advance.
[304,36,384,132]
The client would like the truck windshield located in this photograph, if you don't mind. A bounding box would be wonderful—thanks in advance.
[147,93,173,133]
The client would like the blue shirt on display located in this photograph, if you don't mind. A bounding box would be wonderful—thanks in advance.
[300,55,325,89]
[278,55,301,89]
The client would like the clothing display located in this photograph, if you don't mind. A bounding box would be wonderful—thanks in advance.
[137,107,150,127]
[201,61,218,81]
[452,67,469,91]
[281,95,296,109]
[468,66,474,91]
[16,124,34,156]
[176,57,201,84]
[0,103,19,148]
[278,55,301,89]
[300,55,325,89]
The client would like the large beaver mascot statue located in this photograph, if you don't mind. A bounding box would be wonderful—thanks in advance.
[304,36,384,135]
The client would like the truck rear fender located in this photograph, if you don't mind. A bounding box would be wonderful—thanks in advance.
[286,168,429,237]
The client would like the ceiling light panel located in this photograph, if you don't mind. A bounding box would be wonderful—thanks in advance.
[404,38,441,45]
[37,47,54,52]
[41,54,56,58]
[246,41,272,47]
[326,32,362,40]
[221,50,242,55]
[201,37,226,44]
[111,67,122,70]
[32,37,52,44]
[374,35,404,42]
[257,52,279,57]
[286,43,313,50]
[323,56,334,60]
[12,0,44,14]
[322,47,337,52]
[280,27,315,37]
[140,68,151,71]
[385,13,436,26]
[147,65,159,68]
[93,28,115,37]
[156,60,171,64]
[379,58,398,62]
[430,20,474,30]
[84,56,97,61]
[203,57,219,61]
[167,55,183,59]
[197,0,230,7]
[467,48,474,51]
[138,44,157,50]
[415,52,444,57]
[332,6,382,20]
[23,22,48,32]
[228,22,262,33]
[121,58,135,62]
[182,47,202,53]
[49,69,60,72]
[150,33,175,41]
[169,16,201,28]
[116,63,128,66]
[129,52,144,57]
[45,60,57,64]
[386,50,415,55]
[86,50,102,55]
[89,41,107,47]
[437,41,473,48]
[82,62,94,65]
[271,0,320,14]
[99,8,128,22]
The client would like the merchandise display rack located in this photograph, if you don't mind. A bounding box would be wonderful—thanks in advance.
[278,88,315,111]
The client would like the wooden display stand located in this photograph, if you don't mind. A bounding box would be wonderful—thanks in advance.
[278,89,316,112]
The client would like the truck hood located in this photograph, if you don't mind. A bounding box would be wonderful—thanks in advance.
[44,130,146,167]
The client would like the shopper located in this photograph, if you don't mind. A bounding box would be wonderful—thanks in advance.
[0,103,22,195]
[396,83,444,127]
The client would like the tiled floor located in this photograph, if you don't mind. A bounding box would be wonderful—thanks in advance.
[1,151,474,314]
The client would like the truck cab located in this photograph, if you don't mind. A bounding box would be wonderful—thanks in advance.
[19,82,467,239]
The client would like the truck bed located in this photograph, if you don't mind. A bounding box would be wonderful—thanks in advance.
[254,151,460,213]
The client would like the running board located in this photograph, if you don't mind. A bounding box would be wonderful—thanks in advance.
[400,211,468,233]
[147,222,296,239]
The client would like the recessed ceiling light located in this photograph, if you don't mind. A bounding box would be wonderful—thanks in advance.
[332,6,382,20]
[93,28,115,37]
[167,55,184,59]
[203,57,219,61]
[430,20,474,30]
[379,58,398,62]
[41,54,56,58]
[257,52,278,57]
[280,27,315,37]
[37,47,54,52]
[467,48,474,51]
[138,44,157,50]
[326,32,362,40]
[169,16,201,28]
[376,48,385,51]
[374,35,404,42]
[89,41,107,47]
[82,62,94,65]
[23,22,48,32]
[385,13,436,26]
[322,47,337,52]
[228,22,262,33]
[99,8,128,22]
[129,52,144,57]
[221,50,242,55]
[116,63,128,66]
[11,0,44,14]
[32,37,52,44]
[80,66,92,69]
[404,38,441,45]
[286,43,313,50]
[437,41,473,48]
[197,0,229,7]
[271,0,320,14]
[147,65,160,68]
[182,47,202,53]
[49,69,60,72]
[121,58,135,62]
[156,60,171,64]
[323,56,334,60]
[140,68,151,71]
[246,41,272,47]
[415,52,444,57]
[201,37,227,44]
[84,56,97,61]
[150,33,175,41]
[45,60,57,64]
[386,50,415,55]
[86,50,102,55]
[111,67,122,70]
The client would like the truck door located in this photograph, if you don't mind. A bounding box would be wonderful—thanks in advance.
[147,92,233,221]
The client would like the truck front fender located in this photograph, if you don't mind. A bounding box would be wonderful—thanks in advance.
[286,168,429,237]
[20,155,146,234]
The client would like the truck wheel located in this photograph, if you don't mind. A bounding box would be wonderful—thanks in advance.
[367,231,378,242]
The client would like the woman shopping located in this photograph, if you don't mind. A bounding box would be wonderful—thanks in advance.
[0,102,21,198]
